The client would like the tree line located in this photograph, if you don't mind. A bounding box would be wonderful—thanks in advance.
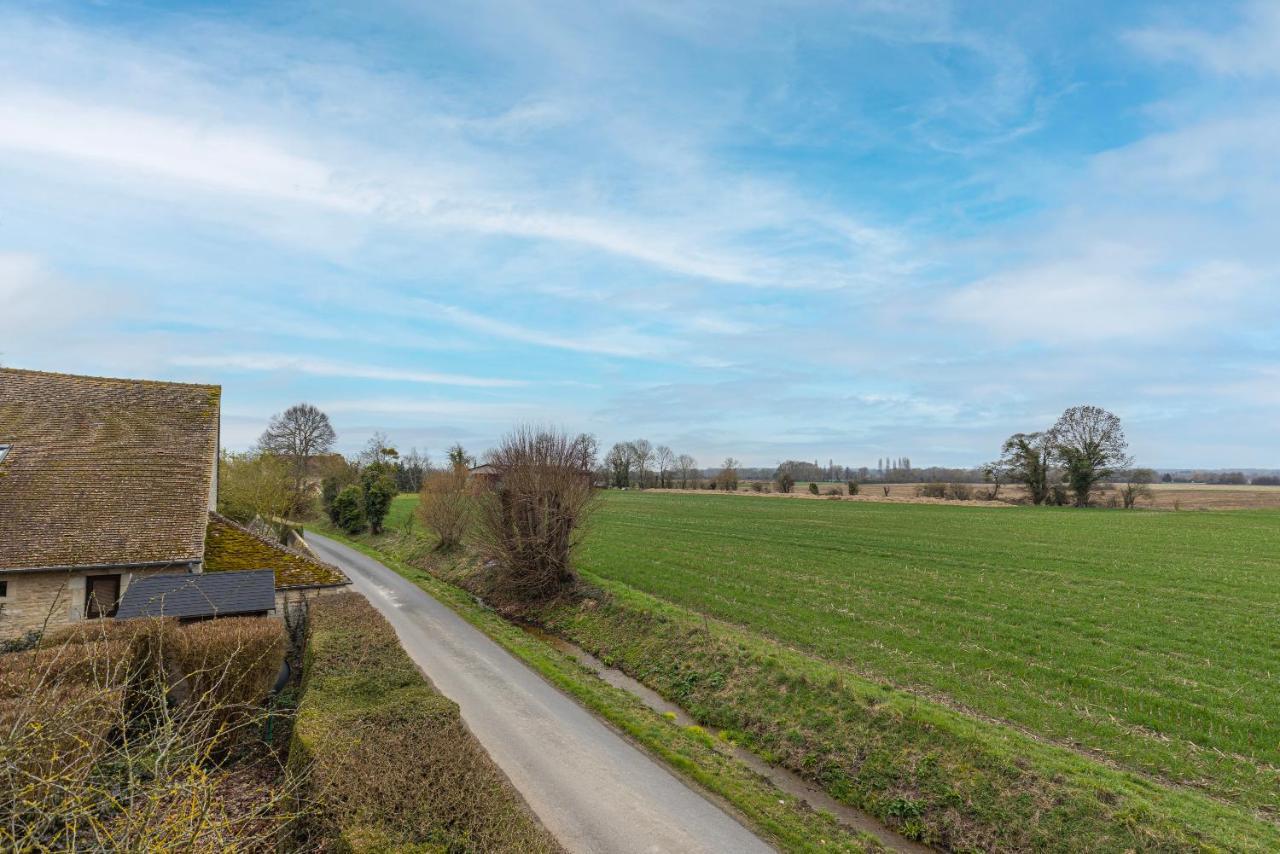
[220,401,1178,536]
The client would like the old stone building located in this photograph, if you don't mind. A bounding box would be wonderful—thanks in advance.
[0,368,347,641]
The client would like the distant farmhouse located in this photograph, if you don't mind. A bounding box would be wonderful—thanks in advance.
[0,368,347,640]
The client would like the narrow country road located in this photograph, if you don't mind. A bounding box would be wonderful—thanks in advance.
[306,532,774,854]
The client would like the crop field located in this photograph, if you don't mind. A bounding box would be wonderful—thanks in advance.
[730,480,1280,509]
[576,491,1280,815]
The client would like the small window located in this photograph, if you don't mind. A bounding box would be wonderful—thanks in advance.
[0,445,10,464]
[0,580,7,598]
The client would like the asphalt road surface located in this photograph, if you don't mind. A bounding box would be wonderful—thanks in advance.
[307,532,774,854]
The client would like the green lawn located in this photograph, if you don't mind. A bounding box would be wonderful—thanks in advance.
[576,492,1280,814]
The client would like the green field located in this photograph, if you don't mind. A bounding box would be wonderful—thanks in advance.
[576,492,1280,814]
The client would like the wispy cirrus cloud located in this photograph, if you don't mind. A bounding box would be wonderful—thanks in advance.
[416,302,673,359]
[171,353,527,388]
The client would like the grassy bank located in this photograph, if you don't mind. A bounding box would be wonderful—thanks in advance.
[289,592,562,852]
[577,492,1280,816]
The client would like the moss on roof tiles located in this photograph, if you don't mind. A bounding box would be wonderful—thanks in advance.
[204,513,348,589]
[0,368,221,571]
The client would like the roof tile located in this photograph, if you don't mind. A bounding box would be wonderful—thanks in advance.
[0,368,220,571]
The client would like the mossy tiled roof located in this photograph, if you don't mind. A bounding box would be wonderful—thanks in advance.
[0,368,221,571]
[204,513,349,589]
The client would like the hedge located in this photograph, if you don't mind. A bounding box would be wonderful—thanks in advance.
[289,593,561,853]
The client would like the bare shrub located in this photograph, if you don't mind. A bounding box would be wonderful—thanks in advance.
[417,468,473,550]
[882,485,890,497]
[750,482,764,493]
[473,427,597,600]
[1120,468,1156,509]
[916,483,948,499]
[824,486,842,496]
[946,483,974,501]
[1,618,293,850]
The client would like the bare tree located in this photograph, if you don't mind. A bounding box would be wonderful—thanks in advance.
[717,457,740,491]
[397,447,429,493]
[629,439,653,489]
[981,458,1013,500]
[573,433,600,474]
[258,403,336,495]
[676,454,697,489]
[655,445,675,489]
[418,468,471,550]
[1120,467,1155,509]
[473,427,597,600]
[359,432,398,467]
[997,432,1055,505]
[1051,405,1130,507]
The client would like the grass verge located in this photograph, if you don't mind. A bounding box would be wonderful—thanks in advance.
[288,591,562,853]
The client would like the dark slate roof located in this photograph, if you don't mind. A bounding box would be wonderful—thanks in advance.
[0,368,221,572]
[115,570,276,620]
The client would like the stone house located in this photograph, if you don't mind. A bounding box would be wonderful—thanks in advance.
[0,368,347,642]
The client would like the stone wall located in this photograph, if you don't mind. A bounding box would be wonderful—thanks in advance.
[0,567,175,641]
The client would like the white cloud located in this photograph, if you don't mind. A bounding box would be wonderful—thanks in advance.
[170,353,527,387]
[0,89,370,212]
[1128,2,1280,78]
[0,10,914,293]
[944,253,1258,344]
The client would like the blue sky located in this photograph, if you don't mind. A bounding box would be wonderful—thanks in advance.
[1,1,1277,468]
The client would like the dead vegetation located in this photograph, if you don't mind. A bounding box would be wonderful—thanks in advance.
[1,616,290,851]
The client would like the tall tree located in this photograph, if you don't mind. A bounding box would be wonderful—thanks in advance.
[572,433,600,475]
[1051,405,1130,507]
[654,445,675,489]
[361,461,397,534]
[606,443,632,488]
[258,403,336,495]
[997,432,1055,505]
[629,439,653,489]
[397,447,428,493]
[676,454,697,489]
[447,443,473,472]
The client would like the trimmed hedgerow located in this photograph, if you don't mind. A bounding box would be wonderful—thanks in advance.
[288,593,560,853]
[166,617,285,740]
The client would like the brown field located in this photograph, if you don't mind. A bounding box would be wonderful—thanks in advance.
[696,480,1280,510]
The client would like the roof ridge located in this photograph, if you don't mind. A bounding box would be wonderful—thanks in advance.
[0,366,221,393]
